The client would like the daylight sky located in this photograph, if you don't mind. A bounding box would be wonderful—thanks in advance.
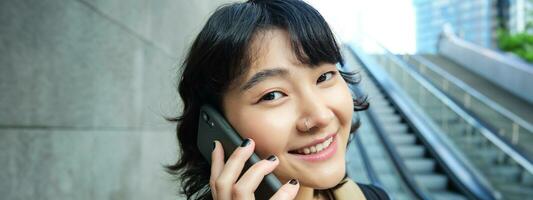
[307,0,416,54]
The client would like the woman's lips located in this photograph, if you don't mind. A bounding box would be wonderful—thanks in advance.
[288,134,338,162]
[288,133,337,152]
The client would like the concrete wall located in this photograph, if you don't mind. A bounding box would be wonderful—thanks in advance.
[438,25,533,104]
[0,0,232,199]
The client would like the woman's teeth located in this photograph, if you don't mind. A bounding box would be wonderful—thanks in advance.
[296,137,333,155]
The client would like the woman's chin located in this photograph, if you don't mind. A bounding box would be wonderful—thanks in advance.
[301,164,346,189]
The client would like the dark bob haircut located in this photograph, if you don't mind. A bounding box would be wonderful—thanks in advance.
[166,0,368,199]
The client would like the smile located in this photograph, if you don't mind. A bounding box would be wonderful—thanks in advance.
[288,134,338,162]
[296,136,334,155]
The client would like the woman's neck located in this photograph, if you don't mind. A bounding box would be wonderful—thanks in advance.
[294,186,330,200]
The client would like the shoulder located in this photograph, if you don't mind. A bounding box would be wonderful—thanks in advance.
[356,183,390,200]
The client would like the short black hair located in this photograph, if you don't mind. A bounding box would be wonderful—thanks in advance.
[166,0,368,199]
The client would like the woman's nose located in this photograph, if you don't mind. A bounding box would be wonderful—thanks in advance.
[298,97,334,132]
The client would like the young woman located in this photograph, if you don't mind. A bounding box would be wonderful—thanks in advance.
[167,0,387,199]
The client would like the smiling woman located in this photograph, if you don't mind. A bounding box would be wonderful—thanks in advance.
[166,0,385,199]
[222,28,354,191]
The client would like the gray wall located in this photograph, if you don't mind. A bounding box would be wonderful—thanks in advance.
[0,0,232,199]
[438,26,533,104]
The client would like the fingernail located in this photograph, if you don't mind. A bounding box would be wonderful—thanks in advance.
[266,155,277,161]
[240,138,251,147]
[212,141,216,151]
[289,179,298,185]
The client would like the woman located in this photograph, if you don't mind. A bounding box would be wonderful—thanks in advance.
[167,0,388,199]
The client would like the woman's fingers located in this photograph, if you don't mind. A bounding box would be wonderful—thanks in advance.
[233,156,279,199]
[269,179,300,200]
[211,139,297,200]
[214,138,255,200]
[210,140,225,200]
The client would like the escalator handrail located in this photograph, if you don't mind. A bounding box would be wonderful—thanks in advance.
[409,54,533,134]
[347,44,498,200]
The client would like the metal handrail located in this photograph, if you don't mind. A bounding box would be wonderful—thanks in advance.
[408,54,533,134]
[348,45,498,200]
[372,41,533,176]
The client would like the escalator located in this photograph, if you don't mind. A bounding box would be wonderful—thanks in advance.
[348,110,416,200]
[343,36,533,199]
[343,46,496,200]
[396,54,533,199]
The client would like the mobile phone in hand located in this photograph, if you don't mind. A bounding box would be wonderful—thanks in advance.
[197,104,282,199]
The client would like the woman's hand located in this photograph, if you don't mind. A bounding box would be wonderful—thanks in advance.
[210,139,300,200]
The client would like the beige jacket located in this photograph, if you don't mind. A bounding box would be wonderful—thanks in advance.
[331,178,366,200]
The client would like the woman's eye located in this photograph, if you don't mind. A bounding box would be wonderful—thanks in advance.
[317,71,336,83]
[259,91,285,102]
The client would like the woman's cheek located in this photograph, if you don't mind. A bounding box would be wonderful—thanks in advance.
[237,110,293,158]
[326,84,353,116]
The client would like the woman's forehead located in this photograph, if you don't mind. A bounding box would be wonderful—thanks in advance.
[229,28,322,92]
[248,29,297,68]
[245,29,309,76]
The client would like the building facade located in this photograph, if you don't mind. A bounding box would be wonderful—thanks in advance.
[413,0,497,53]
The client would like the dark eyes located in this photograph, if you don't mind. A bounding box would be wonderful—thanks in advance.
[260,91,284,101]
[257,71,337,103]
[317,71,336,83]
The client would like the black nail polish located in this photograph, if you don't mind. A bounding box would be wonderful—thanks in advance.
[289,179,298,185]
[212,141,216,150]
[267,155,277,161]
[240,138,251,147]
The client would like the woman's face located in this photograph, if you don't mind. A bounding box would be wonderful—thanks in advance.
[222,29,353,189]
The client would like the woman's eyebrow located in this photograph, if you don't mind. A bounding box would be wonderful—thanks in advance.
[240,68,289,92]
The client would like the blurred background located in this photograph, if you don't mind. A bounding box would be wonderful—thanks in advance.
[0,0,531,199]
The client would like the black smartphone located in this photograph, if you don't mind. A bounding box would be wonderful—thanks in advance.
[197,104,282,199]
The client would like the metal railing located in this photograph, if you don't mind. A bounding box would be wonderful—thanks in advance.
[402,54,533,156]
